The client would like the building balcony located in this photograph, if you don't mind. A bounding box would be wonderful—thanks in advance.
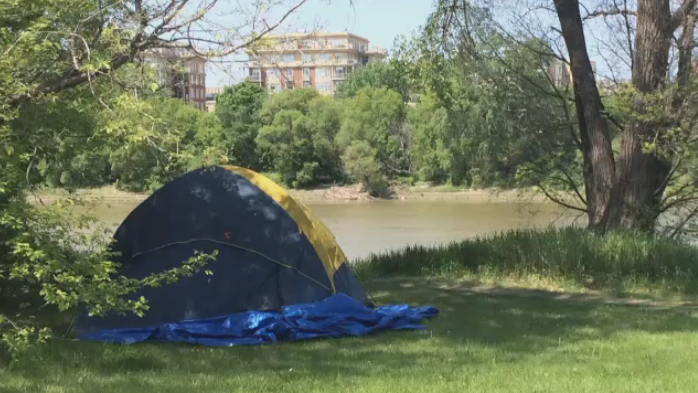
[366,46,388,56]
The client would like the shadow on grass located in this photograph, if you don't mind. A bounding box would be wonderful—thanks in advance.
[3,277,698,392]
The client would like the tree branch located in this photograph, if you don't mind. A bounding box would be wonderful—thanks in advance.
[582,7,636,21]
[670,0,697,32]
[538,182,588,213]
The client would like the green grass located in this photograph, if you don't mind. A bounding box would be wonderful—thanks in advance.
[3,278,698,393]
[4,227,698,392]
[355,227,698,299]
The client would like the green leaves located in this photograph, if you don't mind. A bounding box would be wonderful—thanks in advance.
[255,89,343,188]
[214,83,267,169]
[338,87,409,178]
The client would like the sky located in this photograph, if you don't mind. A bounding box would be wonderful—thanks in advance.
[207,0,436,86]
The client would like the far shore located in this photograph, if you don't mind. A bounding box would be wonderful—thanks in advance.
[28,184,557,204]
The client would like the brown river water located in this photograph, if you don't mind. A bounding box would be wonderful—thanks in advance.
[79,199,577,261]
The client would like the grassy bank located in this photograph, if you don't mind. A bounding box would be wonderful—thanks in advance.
[4,228,698,392]
[3,278,698,393]
[355,227,698,299]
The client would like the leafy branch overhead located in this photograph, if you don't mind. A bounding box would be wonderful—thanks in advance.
[2,0,309,107]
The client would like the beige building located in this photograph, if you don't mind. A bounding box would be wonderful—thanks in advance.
[547,58,598,88]
[205,86,226,113]
[143,47,207,111]
[244,32,387,95]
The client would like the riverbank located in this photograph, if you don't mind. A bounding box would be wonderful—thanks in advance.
[5,227,698,391]
[29,184,550,204]
[355,227,698,300]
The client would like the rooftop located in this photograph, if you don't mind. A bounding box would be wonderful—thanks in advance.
[260,31,371,42]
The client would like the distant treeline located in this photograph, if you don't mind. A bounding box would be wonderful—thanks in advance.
[33,52,577,196]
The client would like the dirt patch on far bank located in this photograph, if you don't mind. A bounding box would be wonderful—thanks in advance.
[31,184,547,204]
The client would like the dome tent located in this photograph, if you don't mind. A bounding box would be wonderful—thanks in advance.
[80,165,370,331]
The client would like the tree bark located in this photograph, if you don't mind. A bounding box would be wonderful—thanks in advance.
[605,0,676,231]
[553,0,616,228]
[677,4,696,90]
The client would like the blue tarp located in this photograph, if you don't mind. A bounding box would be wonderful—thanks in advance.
[81,294,439,346]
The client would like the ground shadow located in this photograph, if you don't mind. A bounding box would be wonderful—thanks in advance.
[4,277,698,392]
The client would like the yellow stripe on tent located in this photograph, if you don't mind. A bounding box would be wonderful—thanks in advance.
[224,166,346,292]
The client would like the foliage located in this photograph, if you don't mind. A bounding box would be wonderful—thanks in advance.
[0,0,309,355]
[408,93,451,183]
[214,83,267,169]
[338,87,409,178]
[341,141,388,196]
[256,89,343,188]
[103,95,226,192]
[0,196,217,358]
[335,62,411,102]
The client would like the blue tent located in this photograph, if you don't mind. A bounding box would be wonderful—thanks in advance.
[79,166,437,345]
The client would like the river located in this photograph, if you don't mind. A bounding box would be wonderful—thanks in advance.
[81,199,576,261]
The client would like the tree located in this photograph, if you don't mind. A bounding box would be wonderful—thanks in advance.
[410,10,577,189]
[215,83,267,169]
[429,0,698,233]
[335,62,412,102]
[0,0,312,353]
[338,87,410,177]
[342,140,388,196]
[104,96,225,191]
[408,94,451,183]
[256,89,343,188]
[552,0,697,231]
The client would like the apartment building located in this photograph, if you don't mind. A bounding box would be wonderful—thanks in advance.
[244,32,387,95]
[547,58,598,88]
[205,86,226,112]
[142,47,207,111]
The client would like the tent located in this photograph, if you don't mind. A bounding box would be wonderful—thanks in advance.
[80,165,370,331]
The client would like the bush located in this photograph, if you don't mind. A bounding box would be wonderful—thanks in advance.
[342,141,389,197]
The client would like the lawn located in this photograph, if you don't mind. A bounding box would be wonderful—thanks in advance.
[3,277,698,393]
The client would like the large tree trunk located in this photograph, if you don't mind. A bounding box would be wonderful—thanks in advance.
[555,0,695,233]
[553,0,616,228]
[606,0,674,231]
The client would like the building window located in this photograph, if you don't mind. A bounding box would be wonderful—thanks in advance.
[331,39,346,48]
[303,81,312,88]
[303,40,314,49]
[360,43,366,52]
[335,66,345,79]
[284,54,295,63]
[317,82,331,93]
[270,54,282,64]
[251,69,261,81]
[302,54,313,63]
[286,81,294,90]
[317,39,326,48]
[303,68,310,80]
[335,53,347,63]
[319,53,331,62]
[285,69,293,79]
[317,67,330,78]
